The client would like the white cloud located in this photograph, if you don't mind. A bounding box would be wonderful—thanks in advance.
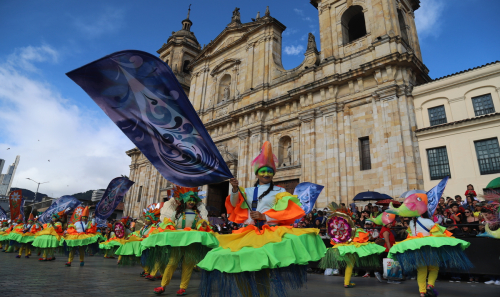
[0,45,132,198]
[283,28,298,36]
[294,8,304,16]
[7,45,59,72]
[72,7,125,39]
[415,0,445,39]
[284,45,304,56]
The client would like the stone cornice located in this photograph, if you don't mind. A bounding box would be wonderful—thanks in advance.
[416,112,500,137]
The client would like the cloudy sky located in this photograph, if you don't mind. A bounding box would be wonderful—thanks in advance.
[0,0,499,197]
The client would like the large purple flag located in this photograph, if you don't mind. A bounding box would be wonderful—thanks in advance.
[67,50,233,187]
[38,195,81,224]
[95,177,134,221]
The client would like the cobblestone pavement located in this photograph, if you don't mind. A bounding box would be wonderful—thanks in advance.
[0,251,498,296]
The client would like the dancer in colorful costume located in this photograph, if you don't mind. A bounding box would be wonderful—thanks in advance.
[386,193,473,297]
[7,214,26,257]
[33,211,65,261]
[11,213,42,258]
[150,185,218,296]
[0,220,11,251]
[100,217,133,259]
[319,204,389,288]
[115,204,159,273]
[61,206,101,267]
[198,141,326,297]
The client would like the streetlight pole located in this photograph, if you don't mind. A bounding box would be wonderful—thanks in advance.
[26,178,49,202]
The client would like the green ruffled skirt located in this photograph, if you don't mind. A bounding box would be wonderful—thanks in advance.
[140,230,219,269]
[199,232,326,297]
[319,242,386,269]
[6,232,36,244]
[388,236,472,275]
[60,233,103,248]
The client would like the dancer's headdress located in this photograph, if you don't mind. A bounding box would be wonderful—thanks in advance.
[251,141,277,174]
[173,184,201,204]
[367,212,396,225]
[143,203,161,223]
[386,193,429,217]
[15,214,23,222]
[28,213,35,221]
[120,216,132,226]
[52,210,66,220]
[81,206,90,218]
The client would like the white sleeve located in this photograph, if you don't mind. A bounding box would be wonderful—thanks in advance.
[230,190,241,207]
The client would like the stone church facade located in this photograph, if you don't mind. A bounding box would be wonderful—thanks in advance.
[124,0,429,218]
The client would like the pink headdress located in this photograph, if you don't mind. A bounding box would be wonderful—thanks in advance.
[251,141,277,174]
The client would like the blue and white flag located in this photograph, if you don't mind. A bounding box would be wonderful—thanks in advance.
[0,205,8,220]
[293,182,325,216]
[67,50,233,187]
[38,195,81,224]
[95,177,134,221]
[426,176,449,217]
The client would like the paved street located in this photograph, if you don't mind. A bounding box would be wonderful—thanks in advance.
[0,251,498,296]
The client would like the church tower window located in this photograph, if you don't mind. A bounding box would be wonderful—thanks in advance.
[341,6,367,44]
[183,60,190,73]
[398,10,409,43]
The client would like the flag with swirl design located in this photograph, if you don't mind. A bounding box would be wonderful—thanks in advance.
[94,177,134,221]
[67,50,233,187]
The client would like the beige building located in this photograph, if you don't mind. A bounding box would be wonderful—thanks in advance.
[413,62,500,197]
[124,0,431,218]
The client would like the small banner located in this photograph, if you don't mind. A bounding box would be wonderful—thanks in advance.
[9,190,24,221]
[293,182,325,216]
[38,195,81,224]
[66,50,233,187]
[427,176,449,217]
[68,206,85,225]
[94,177,134,221]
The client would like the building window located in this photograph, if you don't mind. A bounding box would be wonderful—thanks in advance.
[136,186,143,202]
[359,137,371,170]
[427,147,450,180]
[472,94,495,116]
[474,138,500,175]
[428,105,447,126]
[397,10,409,43]
[341,6,367,44]
[183,60,191,73]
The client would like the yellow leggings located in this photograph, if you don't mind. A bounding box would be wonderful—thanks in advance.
[417,266,439,293]
[18,244,31,256]
[68,246,85,262]
[42,249,55,259]
[161,255,196,289]
[344,264,354,286]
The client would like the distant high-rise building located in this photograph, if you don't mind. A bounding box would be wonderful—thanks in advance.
[0,156,20,196]
[0,159,5,175]
[91,189,106,202]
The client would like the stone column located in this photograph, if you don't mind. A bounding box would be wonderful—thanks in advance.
[299,109,317,184]
[237,129,250,188]
[320,104,339,204]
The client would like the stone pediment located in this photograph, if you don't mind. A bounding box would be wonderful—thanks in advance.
[211,58,241,76]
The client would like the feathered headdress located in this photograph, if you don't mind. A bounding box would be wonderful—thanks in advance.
[120,216,131,226]
[251,141,277,174]
[143,203,161,223]
[173,184,201,204]
[52,209,66,220]
[386,193,428,217]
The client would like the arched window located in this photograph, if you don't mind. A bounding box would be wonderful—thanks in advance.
[341,5,367,44]
[398,10,409,43]
[183,60,190,73]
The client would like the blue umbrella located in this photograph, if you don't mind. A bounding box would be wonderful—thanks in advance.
[353,191,393,201]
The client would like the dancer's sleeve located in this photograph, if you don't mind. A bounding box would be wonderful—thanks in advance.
[225,187,249,224]
[263,192,305,225]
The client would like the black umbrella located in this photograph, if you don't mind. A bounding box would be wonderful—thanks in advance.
[353,191,393,201]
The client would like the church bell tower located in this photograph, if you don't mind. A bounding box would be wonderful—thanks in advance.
[157,5,202,95]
